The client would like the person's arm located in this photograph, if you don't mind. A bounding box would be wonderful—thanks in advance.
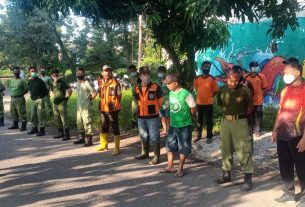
[261,74,268,93]
[116,83,122,102]
[185,93,197,117]
[23,79,29,94]
[271,109,281,143]
[212,79,219,97]
[244,86,253,115]
[86,80,98,100]
[156,85,164,107]
[64,82,72,97]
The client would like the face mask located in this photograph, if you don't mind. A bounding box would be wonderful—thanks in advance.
[251,67,259,73]
[130,72,137,77]
[141,76,150,86]
[77,75,85,80]
[14,73,20,78]
[283,74,296,85]
[52,77,58,82]
[40,71,46,75]
[202,69,210,75]
[31,72,38,78]
[158,73,165,78]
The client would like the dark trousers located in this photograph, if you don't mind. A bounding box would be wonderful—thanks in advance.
[196,104,213,139]
[250,105,263,133]
[277,138,305,197]
[101,111,120,135]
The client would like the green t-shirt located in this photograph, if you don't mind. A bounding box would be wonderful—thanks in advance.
[157,79,170,109]
[75,79,95,109]
[28,78,48,99]
[169,88,193,128]
[217,84,253,115]
[51,79,70,105]
[40,75,52,91]
[9,78,28,97]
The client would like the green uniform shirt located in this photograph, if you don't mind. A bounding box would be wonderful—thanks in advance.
[75,79,95,109]
[9,78,28,97]
[157,79,170,109]
[217,84,253,115]
[130,74,139,96]
[28,78,48,99]
[40,75,52,91]
[51,79,70,105]
[169,88,193,128]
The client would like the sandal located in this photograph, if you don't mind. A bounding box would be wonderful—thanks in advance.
[159,168,177,173]
[175,171,185,177]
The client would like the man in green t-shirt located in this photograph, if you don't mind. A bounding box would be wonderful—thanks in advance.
[216,66,254,191]
[50,69,72,140]
[159,74,196,177]
[8,66,28,131]
[40,68,53,116]
[27,67,48,136]
[0,79,5,127]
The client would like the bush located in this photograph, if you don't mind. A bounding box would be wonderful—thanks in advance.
[0,69,12,77]
[262,105,278,131]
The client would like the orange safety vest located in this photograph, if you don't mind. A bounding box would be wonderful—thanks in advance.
[98,77,121,112]
[135,83,160,118]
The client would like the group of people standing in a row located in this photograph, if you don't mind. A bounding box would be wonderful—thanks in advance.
[0,57,304,206]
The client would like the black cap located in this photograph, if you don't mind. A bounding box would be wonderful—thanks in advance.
[51,69,59,74]
[139,66,150,74]
[162,74,178,84]
[283,57,299,64]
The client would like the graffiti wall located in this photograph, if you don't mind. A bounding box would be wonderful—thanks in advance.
[195,17,305,106]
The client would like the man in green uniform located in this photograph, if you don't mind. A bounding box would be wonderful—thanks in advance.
[216,66,254,191]
[0,79,5,127]
[128,65,140,129]
[73,67,97,146]
[51,69,72,141]
[27,67,48,136]
[8,66,28,131]
[40,68,53,116]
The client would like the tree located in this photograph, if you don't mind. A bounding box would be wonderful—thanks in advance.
[12,0,301,84]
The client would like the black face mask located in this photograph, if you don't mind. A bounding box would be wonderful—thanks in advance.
[77,75,85,80]
[41,71,46,75]
[14,73,20,78]
[202,69,210,75]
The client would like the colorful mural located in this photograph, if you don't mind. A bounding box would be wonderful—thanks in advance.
[196,17,305,106]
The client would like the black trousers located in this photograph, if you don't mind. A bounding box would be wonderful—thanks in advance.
[250,105,263,133]
[196,104,213,139]
[277,138,305,197]
[101,111,120,135]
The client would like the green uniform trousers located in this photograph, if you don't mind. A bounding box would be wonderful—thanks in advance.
[220,118,254,173]
[0,93,3,118]
[131,98,138,123]
[30,98,46,127]
[44,94,53,115]
[53,101,69,128]
[10,96,27,122]
[77,106,93,135]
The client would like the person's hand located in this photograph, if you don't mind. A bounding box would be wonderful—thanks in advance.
[272,131,277,143]
[297,137,305,152]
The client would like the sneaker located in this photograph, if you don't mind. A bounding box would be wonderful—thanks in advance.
[297,197,305,207]
[274,193,295,204]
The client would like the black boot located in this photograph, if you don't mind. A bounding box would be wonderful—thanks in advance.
[216,170,231,184]
[19,121,27,131]
[36,127,45,136]
[53,128,64,139]
[62,128,71,141]
[149,143,160,165]
[135,140,149,160]
[240,173,253,191]
[27,126,38,135]
[84,135,93,147]
[74,132,85,144]
[8,121,18,130]
[0,117,4,127]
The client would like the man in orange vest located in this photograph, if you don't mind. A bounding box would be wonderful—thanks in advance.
[134,66,164,165]
[96,65,122,156]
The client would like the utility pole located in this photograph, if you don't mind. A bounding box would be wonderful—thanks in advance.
[137,14,143,68]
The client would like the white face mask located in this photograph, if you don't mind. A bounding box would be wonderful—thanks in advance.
[130,72,137,77]
[283,74,296,84]
[251,67,259,73]
[140,76,150,85]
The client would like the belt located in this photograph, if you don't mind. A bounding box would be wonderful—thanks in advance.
[11,94,24,98]
[224,114,246,121]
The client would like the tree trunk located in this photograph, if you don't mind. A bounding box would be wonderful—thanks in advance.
[185,49,196,90]
[138,14,143,67]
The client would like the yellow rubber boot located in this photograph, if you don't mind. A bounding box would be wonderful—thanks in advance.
[96,133,108,151]
[112,136,120,156]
